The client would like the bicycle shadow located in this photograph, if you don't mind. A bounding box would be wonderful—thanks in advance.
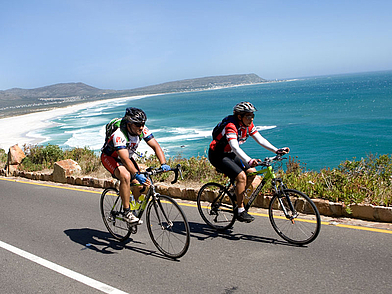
[188,221,305,248]
[64,228,179,261]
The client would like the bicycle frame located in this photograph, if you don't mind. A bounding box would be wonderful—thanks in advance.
[245,161,298,222]
[243,165,276,211]
[133,165,181,227]
[110,165,181,227]
[222,157,294,218]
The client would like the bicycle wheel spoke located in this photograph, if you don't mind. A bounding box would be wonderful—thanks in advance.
[100,188,132,241]
[146,195,190,259]
[197,183,236,231]
[269,189,321,245]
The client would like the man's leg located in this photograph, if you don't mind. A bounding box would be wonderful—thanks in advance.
[115,166,131,210]
[236,169,256,223]
[235,171,247,208]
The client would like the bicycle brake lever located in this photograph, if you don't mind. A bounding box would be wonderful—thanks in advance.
[171,164,182,184]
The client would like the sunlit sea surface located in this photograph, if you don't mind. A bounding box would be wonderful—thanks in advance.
[31,71,392,171]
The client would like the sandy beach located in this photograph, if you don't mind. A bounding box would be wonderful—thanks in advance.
[0,94,159,151]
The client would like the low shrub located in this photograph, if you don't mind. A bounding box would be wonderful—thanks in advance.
[0,148,7,167]
[5,144,392,206]
[20,144,65,171]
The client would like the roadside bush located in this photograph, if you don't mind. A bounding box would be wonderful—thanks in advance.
[0,148,7,167]
[11,144,392,207]
[64,147,101,174]
[138,153,225,184]
[20,144,65,171]
[283,154,392,206]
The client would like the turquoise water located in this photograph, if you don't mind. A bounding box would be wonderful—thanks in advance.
[34,71,392,171]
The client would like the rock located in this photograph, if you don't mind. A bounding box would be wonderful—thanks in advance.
[6,144,26,175]
[8,144,26,165]
[168,186,182,198]
[329,202,344,217]
[7,164,19,176]
[349,204,375,221]
[181,188,197,201]
[374,206,392,222]
[52,159,81,183]
[313,199,332,216]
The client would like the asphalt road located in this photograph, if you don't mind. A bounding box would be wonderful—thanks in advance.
[1,177,392,294]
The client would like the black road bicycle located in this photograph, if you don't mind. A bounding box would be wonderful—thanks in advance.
[197,155,321,245]
[100,165,190,259]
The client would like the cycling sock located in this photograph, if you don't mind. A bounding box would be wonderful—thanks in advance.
[238,207,245,213]
[123,207,131,214]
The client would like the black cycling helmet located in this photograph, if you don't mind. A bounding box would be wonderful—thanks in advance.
[124,107,147,124]
[233,101,257,114]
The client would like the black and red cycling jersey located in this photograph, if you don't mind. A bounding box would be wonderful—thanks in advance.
[209,115,258,153]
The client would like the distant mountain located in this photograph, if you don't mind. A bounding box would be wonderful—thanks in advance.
[4,82,109,98]
[0,74,268,118]
[120,73,266,95]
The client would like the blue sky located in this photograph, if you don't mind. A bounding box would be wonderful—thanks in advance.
[1,0,391,90]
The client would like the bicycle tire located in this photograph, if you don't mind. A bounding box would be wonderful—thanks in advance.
[269,189,321,245]
[197,182,236,231]
[146,195,190,259]
[100,188,132,242]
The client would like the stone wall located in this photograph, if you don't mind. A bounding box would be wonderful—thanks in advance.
[1,167,392,223]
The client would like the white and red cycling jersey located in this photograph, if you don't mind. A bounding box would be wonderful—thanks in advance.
[102,125,154,159]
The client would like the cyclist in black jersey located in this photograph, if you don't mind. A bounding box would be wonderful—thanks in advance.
[209,102,289,222]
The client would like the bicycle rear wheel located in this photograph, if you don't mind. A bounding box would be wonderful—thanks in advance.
[269,189,321,245]
[100,188,132,242]
[146,195,190,259]
[197,182,236,231]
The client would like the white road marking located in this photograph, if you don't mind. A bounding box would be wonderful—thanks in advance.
[0,240,129,294]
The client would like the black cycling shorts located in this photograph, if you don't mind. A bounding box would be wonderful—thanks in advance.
[208,148,251,180]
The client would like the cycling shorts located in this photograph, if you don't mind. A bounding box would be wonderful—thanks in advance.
[101,153,140,176]
[208,148,251,181]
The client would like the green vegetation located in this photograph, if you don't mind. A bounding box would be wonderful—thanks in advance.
[5,144,104,174]
[0,148,7,164]
[1,145,391,207]
[280,155,392,207]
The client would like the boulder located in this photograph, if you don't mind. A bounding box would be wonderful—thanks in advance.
[6,144,26,175]
[8,144,26,165]
[52,159,81,183]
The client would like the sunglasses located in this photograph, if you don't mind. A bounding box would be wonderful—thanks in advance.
[134,122,145,127]
[243,114,254,119]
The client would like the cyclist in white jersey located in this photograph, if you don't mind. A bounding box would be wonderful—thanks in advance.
[101,107,170,224]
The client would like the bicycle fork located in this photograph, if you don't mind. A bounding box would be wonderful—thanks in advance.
[152,193,173,230]
[272,179,298,224]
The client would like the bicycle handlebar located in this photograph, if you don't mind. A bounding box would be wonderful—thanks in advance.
[257,154,285,167]
[144,164,183,184]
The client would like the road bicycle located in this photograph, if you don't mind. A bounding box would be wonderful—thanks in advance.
[100,164,190,259]
[197,155,321,245]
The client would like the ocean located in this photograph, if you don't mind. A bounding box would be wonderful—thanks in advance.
[29,70,392,171]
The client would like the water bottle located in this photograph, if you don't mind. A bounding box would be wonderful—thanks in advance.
[130,195,137,210]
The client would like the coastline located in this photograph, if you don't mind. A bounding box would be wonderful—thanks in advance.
[0,93,161,151]
[0,79,298,152]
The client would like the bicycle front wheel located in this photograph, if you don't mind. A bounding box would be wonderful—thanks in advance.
[100,188,132,242]
[269,189,321,245]
[197,182,236,231]
[146,195,190,259]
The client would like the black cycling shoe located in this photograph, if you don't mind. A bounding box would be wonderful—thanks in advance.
[237,211,255,223]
